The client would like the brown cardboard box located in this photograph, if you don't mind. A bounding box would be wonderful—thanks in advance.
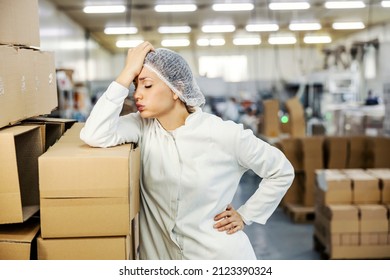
[39,125,140,238]
[316,169,352,204]
[366,168,390,204]
[0,218,40,260]
[324,137,348,169]
[37,235,131,260]
[262,99,280,137]
[277,138,303,171]
[300,136,324,171]
[0,125,43,224]
[342,169,380,204]
[322,204,359,233]
[0,0,40,47]
[285,97,306,137]
[366,137,390,168]
[0,46,58,129]
[358,204,388,233]
[347,136,367,169]
[282,171,304,205]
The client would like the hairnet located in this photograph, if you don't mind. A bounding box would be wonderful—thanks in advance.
[143,48,205,107]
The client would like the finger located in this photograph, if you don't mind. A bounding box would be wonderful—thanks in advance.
[214,210,229,221]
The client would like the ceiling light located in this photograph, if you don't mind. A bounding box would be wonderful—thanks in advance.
[269,2,310,10]
[289,23,321,31]
[201,25,236,33]
[324,1,365,9]
[197,38,226,46]
[381,1,390,7]
[154,4,197,12]
[212,3,254,11]
[233,37,261,45]
[116,39,144,48]
[303,35,332,44]
[245,24,279,32]
[161,39,190,47]
[332,22,365,30]
[158,26,192,34]
[83,5,126,14]
[104,27,138,35]
[268,35,297,45]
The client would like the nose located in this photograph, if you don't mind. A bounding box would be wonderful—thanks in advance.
[133,89,142,101]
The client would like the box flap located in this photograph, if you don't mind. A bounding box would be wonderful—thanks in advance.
[0,218,40,243]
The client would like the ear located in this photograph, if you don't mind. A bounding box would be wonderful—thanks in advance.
[172,91,180,101]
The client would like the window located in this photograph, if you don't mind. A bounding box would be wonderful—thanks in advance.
[199,55,247,82]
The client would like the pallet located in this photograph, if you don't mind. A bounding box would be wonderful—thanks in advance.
[283,203,315,223]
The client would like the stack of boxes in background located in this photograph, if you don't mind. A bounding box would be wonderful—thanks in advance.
[0,0,140,260]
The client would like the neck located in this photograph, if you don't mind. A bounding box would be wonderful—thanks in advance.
[157,102,190,131]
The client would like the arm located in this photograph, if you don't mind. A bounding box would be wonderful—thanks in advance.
[235,128,294,225]
[80,42,154,147]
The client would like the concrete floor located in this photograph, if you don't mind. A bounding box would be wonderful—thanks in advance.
[232,170,322,260]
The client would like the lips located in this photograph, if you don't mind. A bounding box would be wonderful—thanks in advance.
[136,104,145,112]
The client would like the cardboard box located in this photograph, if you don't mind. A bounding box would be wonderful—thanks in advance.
[366,136,390,168]
[321,204,359,233]
[300,136,324,171]
[277,138,303,171]
[0,46,58,129]
[262,99,280,137]
[347,136,367,169]
[324,137,348,169]
[285,97,306,137]
[0,0,40,47]
[316,169,352,204]
[342,169,380,204]
[0,218,40,260]
[0,125,43,224]
[358,204,388,233]
[39,125,140,238]
[37,235,131,260]
[282,171,304,205]
[366,168,390,203]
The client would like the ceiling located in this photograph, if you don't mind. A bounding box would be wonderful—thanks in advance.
[45,0,390,54]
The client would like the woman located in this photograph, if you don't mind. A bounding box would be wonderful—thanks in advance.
[80,41,294,260]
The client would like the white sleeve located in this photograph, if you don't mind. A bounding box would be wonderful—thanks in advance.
[235,128,294,225]
[80,81,143,148]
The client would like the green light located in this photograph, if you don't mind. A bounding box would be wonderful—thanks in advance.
[281,115,289,124]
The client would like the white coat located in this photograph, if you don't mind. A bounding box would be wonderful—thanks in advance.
[80,81,294,260]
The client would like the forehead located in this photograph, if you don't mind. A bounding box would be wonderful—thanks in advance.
[137,66,159,81]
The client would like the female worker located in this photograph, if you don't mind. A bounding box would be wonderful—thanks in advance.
[80,41,294,260]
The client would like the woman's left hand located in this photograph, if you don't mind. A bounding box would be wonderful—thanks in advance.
[213,204,244,234]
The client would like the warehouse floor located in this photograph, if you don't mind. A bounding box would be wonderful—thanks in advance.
[233,170,322,260]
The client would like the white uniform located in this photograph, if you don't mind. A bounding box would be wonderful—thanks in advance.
[80,81,294,260]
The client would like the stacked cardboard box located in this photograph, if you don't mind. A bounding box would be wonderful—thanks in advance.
[37,124,140,260]
[314,168,390,259]
[284,97,306,137]
[261,99,280,138]
[0,0,58,129]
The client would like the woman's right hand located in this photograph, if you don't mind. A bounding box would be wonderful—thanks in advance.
[116,41,154,88]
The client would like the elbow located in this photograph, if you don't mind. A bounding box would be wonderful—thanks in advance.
[80,128,109,148]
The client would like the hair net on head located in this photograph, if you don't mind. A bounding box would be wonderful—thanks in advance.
[143,48,205,107]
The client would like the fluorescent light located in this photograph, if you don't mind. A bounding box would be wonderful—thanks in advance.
[104,27,138,35]
[158,26,192,34]
[212,3,254,11]
[201,25,236,33]
[303,35,332,44]
[381,1,390,7]
[83,5,126,14]
[233,37,261,45]
[245,24,279,32]
[289,23,321,31]
[197,38,226,46]
[269,2,310,10]
[161,39,190,47]
[325,1,365,9]
[268,35,297,45]
[332,22,365,30]
[155,4,197,12]
[116,39,144,48]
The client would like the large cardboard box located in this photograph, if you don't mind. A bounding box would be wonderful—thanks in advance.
[277,138,303,171]
[37,235,132,260]
[342,169,380,204]
[366,136,390,168]
[0,125,43,224]
[0,0,40,47]
[0,218,40,260]
[347,136,367,169]
[262,99,280,137]
[0,46,58,129]
[366,168,390,203]
[39,125,140,238]
[316,169,352,204]
[285,97,306,137]
[324,137,348,169]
